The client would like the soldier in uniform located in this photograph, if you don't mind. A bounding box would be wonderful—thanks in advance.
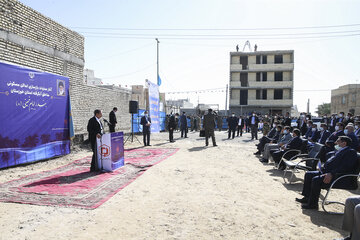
[203,109,217,147]
[262,114,271,136]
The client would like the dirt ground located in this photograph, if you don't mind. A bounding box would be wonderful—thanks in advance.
[0,130,357,240]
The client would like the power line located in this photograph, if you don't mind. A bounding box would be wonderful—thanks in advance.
[79,29,360,37]
[71,23,360,31]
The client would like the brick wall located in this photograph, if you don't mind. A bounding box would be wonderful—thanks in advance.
[0,0,131,137]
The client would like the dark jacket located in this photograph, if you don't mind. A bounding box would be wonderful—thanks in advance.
[87,116,102,149]
[227,116,238,130]
[109,110,117,125]
[285,136,303,150]
[168,115,176,129]
[282,117,291,127]
[326,130,345,144]
[310,130,321,142]
[249,116,259,126]
[323,146,358,177]
[180,115,187,129]
[140,115,151,133]
[317,130,331,145]
[238,117,245,128]
[346,132,359,150]
[267,127,277,138]
[203,113,216,131]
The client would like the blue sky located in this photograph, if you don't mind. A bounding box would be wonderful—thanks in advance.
[20,0,360,114]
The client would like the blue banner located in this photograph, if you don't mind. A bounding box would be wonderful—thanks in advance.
[0,62,70,169]
[148,80,160,133]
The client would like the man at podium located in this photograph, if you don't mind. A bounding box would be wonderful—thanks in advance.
[87,109,104,172]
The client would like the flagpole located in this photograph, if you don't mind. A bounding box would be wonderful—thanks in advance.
[156,38,159,86]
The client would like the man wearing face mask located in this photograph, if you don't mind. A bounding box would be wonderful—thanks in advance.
[260,126,292,163]
[317,123,331,145]
[337,112,345,124]
[282,112,291,127]
[329,114,337,133]
[296,136,358,210]
[271,129,303,169]
[308,123,320,143]
[325,122,345,151]
[140,111,152,146]
[354,121,360,140]
[168,113,177,143]
[254,121,279,155]
[227,113,238,139]
[344,124,359,150]
[250,112,260,140]
[297,113,308,136]
[304,120,314,139]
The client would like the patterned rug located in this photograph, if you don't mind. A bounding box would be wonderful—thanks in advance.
[0,148,178,209]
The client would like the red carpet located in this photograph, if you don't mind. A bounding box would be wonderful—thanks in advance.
[0,148,178,209]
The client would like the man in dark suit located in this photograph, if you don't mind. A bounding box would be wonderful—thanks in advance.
[282,112,291,127]
[180,112,188,138]
[203,109,217,147]
[250,112,260,140]
[296,136,358,210]
[317,123,331,145]
[87,109,104,172]
[237,116,245,137]
[168,113,177,143]
[308,123,321,143]
[140,110,151,146]
[329,114,337,133]
[355,121,360,140]
[254,122,279,155]
[325,122,345,151]
[344,124,359,150]
[271,129,303,168]
[227,113,238,139]
[109,107,117,133]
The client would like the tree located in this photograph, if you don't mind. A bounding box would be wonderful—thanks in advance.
[316,103,331,116]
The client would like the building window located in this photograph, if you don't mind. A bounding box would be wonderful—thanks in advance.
[262,89,267,99]
[240,73,248,87]
[274,89,283,99]
[262,72,267,81]
[342,96,346,104]
[256,55,261,64]
[256,90,261,99]
[274,55,283,64]
[262,55,267,64]
[274,72,283,81]
[240,90,248,105]
[352,94,356,103]
[240,56,248,70]
[256,72,261,81]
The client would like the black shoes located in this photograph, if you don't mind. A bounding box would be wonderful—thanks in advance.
[260,158,268,163]
[254,151,261,155]
[295,197,308,204]
[301,204,318,210]
[213,144,218,147]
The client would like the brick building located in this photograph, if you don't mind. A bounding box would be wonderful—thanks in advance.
[331,84,360,115]
[229,50,294,115]
[0,0,131,140]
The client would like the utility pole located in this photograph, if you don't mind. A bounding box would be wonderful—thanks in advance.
[155,38,160,86]
[225,84,228,116]
[307,98,310,114]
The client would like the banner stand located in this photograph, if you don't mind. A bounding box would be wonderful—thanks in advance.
[96,132,124,172]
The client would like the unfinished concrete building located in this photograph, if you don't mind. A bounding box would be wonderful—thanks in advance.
[229,50,294,115]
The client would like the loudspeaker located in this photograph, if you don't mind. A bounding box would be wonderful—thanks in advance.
[129,101,138,114]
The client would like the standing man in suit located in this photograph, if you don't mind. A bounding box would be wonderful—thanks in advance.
[227,113,238,139]
[250,112,260,140]
[180,112,188,138]
[87,109,104,172]
[237,115,245,137]
[109,107,117,133]
[203,109,217,147]
[217,115,223,131]
[140,110,151,146]
[168,113,177,143]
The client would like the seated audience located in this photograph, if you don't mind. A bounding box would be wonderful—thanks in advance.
[344,123,359,150]
[260,126,292,163]
[270,129,303,169]
[254,122,280,155]
[295,136,358,210]
[317,123,331,145]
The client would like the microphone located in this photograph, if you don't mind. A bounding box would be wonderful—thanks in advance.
[103,119,112,125]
